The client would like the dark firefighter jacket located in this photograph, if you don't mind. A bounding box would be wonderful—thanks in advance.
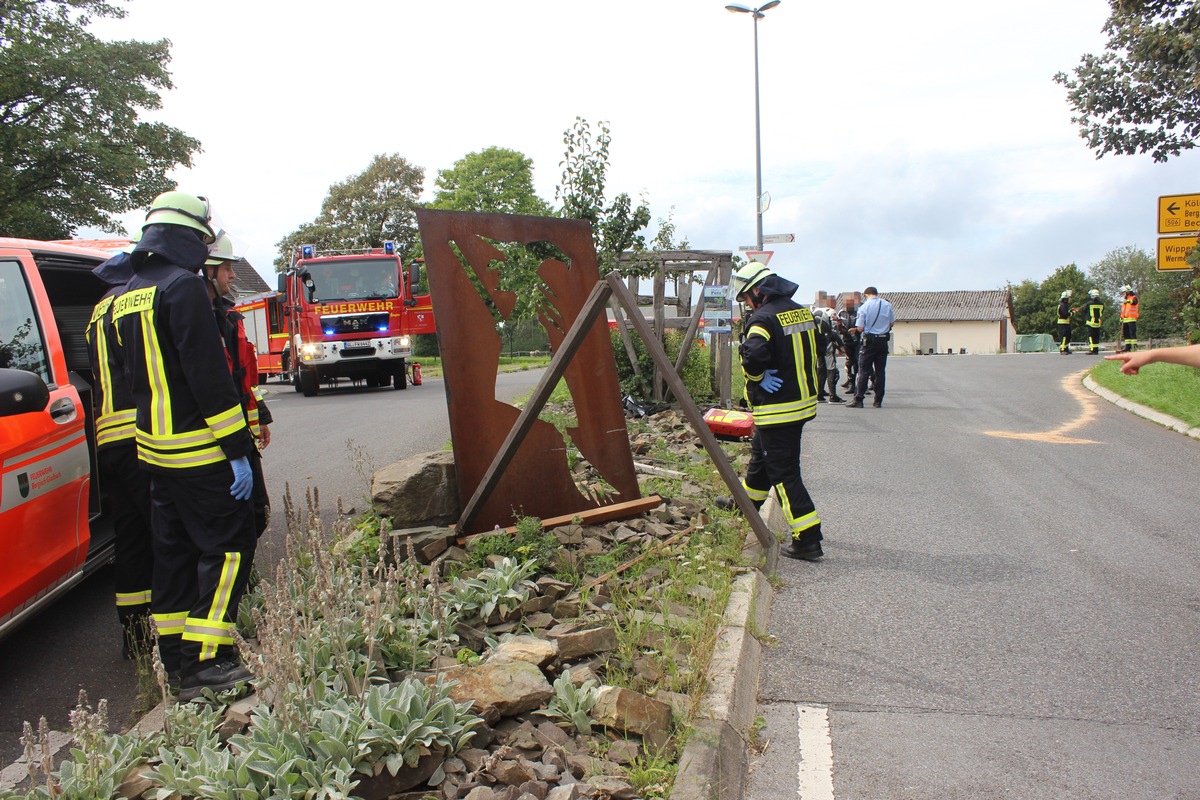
[113,224,254,474]
[739,273,820,427]
[1084,298,1104,328]
[1057,298,1072,325]
[86,252,136,451]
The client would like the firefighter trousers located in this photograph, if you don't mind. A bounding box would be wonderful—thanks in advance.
[1087,326,1101,353]
[1122,321,1137,350]
[149,465,256,678]
[98,444,154,650]
[742,422,822,547]
[1057,323,1072,352]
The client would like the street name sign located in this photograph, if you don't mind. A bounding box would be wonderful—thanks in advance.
[1156,235,1199,271]
[1158,193,1200,234]
[762,233,795,244]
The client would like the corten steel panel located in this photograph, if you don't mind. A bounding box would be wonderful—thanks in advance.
[416,210,640,533]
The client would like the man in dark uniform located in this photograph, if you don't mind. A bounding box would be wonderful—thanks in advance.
[86,242,154,658]
[113,191,257,702]
[847,286,895,408]
[728,262,824,561]
[1056,290,1076,354]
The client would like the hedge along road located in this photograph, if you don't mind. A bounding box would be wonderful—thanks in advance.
[0,368,545,774]
[748,351,1200,799]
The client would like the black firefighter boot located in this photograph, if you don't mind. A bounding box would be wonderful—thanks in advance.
[783,538,824,561]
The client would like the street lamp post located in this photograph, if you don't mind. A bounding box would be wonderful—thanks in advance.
[724,1,780,251]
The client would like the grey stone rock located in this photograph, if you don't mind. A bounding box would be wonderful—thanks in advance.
[371,451,460,527]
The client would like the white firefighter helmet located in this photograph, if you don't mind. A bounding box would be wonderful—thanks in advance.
[1060,290,1072,299]
[1119,284,1133,293]
[204,231,242,267]
[1089,288,1100,298]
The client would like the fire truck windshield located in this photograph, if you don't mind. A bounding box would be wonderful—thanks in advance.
[304,258,398,302]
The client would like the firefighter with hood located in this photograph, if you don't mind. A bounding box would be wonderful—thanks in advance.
[726,262,824,560]
[1083,288,1105,354]
[86,235,154,658]
[112,191,257,702]
[202,233,273,537]
[1119,284,1139,352]
[1056,290,1076,354]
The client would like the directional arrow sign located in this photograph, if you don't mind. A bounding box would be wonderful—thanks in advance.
[762,233,795,244]
[1158,193,1200,234]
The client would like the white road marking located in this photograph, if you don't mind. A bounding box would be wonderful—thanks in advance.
[797,703,835,799]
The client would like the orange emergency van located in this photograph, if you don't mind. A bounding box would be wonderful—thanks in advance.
[0,238,116,639]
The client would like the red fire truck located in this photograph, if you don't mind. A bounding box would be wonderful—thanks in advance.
[232,291,288,384]
[277,243,435,396]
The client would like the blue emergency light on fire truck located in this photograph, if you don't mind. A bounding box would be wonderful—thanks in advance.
[277,241,435,397]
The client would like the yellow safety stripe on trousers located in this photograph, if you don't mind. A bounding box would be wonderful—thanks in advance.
[1056,318,1070,324]
[741,481,769,502]
[116,589,152,607]
[153,611,187,636]
[96,409,137,447]
[751,396,818,426]
[776,485,821,533]
[182,552,242,660]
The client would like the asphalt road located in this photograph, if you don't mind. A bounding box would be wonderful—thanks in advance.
[748,352,1200,799]
[0,368,543,771]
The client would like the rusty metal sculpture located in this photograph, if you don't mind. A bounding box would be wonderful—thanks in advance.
[416,210,641,534]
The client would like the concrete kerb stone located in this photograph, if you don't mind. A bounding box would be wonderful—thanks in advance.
[1084,375,1200,440]
[670,495,779,800]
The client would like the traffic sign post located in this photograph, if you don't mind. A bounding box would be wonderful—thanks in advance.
[1157,235,1199,271]
[1158,193,1200,234]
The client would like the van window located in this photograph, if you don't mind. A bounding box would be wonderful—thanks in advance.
[0,259,50,382]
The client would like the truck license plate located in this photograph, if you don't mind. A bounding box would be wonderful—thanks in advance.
[343,340,372,348]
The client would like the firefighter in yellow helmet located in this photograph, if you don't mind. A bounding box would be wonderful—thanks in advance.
[724,262,824,560]
[112,191,256,701]
[1118,284,1139,352]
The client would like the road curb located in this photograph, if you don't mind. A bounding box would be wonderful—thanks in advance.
[1083,375,1200,440]
[670,498,778,800]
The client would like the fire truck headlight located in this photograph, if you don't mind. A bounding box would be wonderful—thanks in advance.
[399,335,412,349]
[300,342,325,361]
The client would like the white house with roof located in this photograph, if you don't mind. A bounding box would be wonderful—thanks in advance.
[817,290,1017,355]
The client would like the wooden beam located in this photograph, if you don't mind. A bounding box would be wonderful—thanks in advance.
[605,272,779,572]
[458,495,665,545]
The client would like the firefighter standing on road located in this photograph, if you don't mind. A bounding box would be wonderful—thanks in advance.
[1119,284,1139,352]
[86,240,154,658]
[1056,290,1076,354]
[727,262,824,561]
[113,191,257,702]
[1083,289,1105,354]
[203,234,273,536]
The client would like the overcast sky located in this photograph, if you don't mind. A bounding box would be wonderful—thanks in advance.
[87,0,1199,298]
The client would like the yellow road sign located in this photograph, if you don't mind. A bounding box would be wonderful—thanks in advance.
[1157,235,1199,271]
[1158,193,1200,234]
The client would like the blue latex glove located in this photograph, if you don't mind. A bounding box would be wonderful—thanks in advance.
[230,456,253,500]
[759,369,783,393]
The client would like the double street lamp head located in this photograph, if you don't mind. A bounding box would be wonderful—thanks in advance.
[724,1,781,18]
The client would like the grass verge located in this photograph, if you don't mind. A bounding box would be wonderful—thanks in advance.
[1089,357,1200,428]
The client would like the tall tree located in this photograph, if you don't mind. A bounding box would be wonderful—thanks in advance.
[1010,263,1093,340]
[1088,245,1189,339]
[556,117,651,272]
[1054,0,1200,162]
[0,0,201,238]
[275,154,424,270]
[430,147,551,217]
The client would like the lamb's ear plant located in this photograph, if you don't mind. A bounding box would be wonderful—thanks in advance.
[542,669,599,735]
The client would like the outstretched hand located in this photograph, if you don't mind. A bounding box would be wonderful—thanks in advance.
[1105,351,1149,375]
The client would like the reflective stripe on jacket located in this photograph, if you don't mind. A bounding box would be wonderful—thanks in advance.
[1121,295,1139,321]
[1085,301,1104,328]
[113,260,254,474]
[739,299,820,426]
[86,288,137,450]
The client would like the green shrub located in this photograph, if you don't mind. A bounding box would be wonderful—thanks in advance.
[610,328,713,402]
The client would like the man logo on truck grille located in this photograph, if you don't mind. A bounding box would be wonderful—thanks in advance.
[18,472,29,498]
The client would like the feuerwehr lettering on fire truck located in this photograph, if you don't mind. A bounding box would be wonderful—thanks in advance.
[1,427,88,513]
[318,300,395,315]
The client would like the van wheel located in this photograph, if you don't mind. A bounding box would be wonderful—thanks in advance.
[300,368,320,397]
